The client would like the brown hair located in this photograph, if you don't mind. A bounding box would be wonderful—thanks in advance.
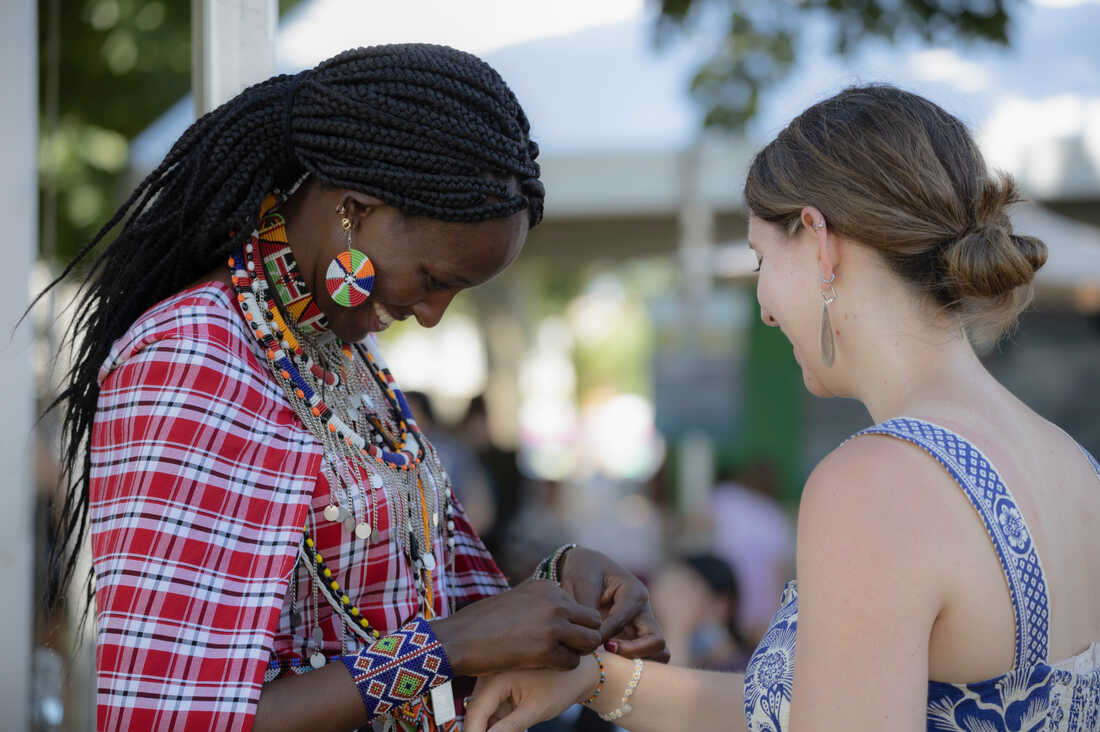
[744,84,1047,341]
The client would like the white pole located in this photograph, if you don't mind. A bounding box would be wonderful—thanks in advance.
[677,140,716,512]
[192,0,278,116]
[0,0,38,728]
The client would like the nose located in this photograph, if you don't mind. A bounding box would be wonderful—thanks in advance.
[412,290,458,329]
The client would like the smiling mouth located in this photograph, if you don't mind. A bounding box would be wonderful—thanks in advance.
[373,301,396,331]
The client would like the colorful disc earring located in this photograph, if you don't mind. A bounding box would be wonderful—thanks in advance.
[326,204,375,307]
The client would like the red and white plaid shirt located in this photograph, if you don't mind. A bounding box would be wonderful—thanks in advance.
[90,281,508,731]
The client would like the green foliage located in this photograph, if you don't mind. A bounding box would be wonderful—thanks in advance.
[655,0,1018,130]
[38,0,303,263]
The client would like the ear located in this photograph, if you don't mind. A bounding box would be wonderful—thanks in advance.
[800,206,840,281]
[338,191,387,228]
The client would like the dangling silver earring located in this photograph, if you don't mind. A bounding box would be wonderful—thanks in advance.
[820,273,838,367]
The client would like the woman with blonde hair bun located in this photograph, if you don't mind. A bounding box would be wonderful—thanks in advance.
[464,84,1100,732]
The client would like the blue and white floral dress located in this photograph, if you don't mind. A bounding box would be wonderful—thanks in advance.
[743,418,1100,731]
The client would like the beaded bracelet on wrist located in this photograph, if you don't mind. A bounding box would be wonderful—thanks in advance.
[339,616,454,720]
[579,650,606,706]
[599,657,645,722]
[533,543,576,584]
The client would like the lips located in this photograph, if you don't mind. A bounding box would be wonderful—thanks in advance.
[372,301,395,331]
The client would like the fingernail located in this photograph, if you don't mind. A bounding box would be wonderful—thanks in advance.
[606,641,617,653]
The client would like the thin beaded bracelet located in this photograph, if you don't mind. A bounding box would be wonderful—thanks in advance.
[599,657,644,722]
[533,543,576,584]
[579,650,606,706]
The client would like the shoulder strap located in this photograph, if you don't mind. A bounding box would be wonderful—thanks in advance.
[852,417,1051,668]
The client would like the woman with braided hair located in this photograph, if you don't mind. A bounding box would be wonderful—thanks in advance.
[43,44,665,731]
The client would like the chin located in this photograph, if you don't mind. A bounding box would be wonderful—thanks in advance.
[327,313,372,343]
[801,367,835,398]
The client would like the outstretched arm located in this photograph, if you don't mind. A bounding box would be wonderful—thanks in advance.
[466,653,748,732]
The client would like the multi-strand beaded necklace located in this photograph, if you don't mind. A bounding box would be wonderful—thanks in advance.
[230,195,458,668]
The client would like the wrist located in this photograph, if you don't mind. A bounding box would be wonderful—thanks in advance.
[428,615,470,677]
[574,651,605,706]
[533,543,576,584]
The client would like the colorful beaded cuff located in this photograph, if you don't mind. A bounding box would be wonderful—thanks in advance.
[339,617,454,721]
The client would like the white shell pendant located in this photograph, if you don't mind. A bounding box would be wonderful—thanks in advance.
[323,503,340,522]
[370,473,383,489]
[309,651,326,669]
[355,522,372,540]
[421,552,437,571]
[343,517,356,534]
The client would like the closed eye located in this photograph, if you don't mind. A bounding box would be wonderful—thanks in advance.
[423,269,449,292]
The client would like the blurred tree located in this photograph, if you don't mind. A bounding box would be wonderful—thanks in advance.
[655,0,1019,130]
[38,0,302,264]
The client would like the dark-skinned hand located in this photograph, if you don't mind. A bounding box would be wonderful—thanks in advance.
[558,546,671,663]
[431,578,603,677]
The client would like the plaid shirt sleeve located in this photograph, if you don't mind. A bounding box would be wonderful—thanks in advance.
[90,295,323,732]
[445,497,511,608]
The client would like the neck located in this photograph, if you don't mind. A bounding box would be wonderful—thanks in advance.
[854,333,990,424]
[829,290,997,424]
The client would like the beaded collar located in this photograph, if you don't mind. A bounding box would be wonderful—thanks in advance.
[254,211,329,335]
[227,194,456,663]
[239,196,426,470]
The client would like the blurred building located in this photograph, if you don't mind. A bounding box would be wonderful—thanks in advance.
[128,0,1100,511]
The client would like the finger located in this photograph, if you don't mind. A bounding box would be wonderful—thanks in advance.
[487,698,515,727]
[554,619,602,655]
[488,704,548,732]
[598,591,647,642]
[606,633,667,659]
[566,573,604,611]
[560,596,603,629]
[465,677,512,732]
[548,641,584,671]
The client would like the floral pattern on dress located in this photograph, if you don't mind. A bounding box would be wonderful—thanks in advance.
[995,499,1030,554]
[743,585,1100,732]
[742,419,1100,732]
[744,581,798,732]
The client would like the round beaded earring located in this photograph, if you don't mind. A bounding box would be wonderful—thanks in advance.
[326,203,375,307]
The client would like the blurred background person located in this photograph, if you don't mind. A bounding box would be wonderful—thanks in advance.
[709,462,796,646]
[650,553,752,672]
[405,390,497,536]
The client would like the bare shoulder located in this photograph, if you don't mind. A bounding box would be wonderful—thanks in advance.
[797,434,961,608]
[801,434,955,536]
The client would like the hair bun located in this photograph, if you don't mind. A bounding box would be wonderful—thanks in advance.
[940,177,1048,300]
